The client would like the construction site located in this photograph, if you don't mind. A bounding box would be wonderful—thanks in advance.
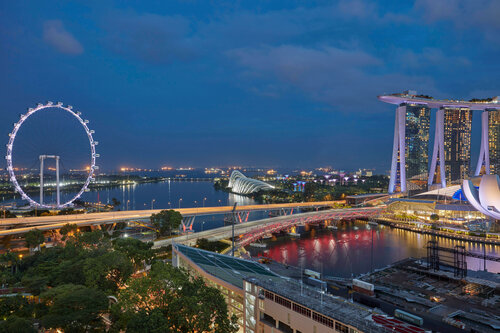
[354,242,500,333]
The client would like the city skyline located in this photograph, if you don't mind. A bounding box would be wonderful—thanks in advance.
[1,1,499,171]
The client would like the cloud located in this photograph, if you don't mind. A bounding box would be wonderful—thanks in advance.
[43,20,83,55]
[103,13,197,64]
[414,0,500,42]
[228,45,440,112]
[397,48,471,69]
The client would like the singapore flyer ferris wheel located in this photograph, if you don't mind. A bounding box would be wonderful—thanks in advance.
[5,101,99,209]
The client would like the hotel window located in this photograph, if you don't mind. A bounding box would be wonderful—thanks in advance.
[312,312,334,328]
[259,299,264,311]
[292,303,311,318]
[335,321,349,333]
[263,290,274,300]
[274,295,291,309]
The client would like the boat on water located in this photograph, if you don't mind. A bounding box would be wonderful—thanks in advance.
[327,225,338,230]
[262,233,273,239]
[288,232,301,237]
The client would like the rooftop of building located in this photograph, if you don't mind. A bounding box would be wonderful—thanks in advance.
[378,92,500,110]
[246,276,392,333]
[174,243,282,289]
[359,258,500,333]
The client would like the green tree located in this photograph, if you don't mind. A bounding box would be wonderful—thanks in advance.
[196,238,229,253]
[60,223,78,238]
[25,229,44,251]
[111,197,120,207]
[150,210,182,236]
[75,230,107,248]
[125,308,170,332]
[40,284,108,333]
[0,296,38,319]
[0,315,36,333]
[112,238,154,270]
[84,251,134,293]
[430,214,440,222]
[114,262,238,332]
[304,182,319,200]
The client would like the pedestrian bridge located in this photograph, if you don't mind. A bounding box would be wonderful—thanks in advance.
[153,207,384,250]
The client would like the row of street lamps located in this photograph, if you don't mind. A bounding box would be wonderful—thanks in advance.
[125,197,228,210]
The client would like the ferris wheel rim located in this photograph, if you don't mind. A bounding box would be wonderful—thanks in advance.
[5,102,97,209]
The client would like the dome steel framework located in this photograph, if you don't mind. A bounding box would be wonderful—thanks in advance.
[228,170,274,194]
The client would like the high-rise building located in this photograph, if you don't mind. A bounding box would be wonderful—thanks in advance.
[488,110,500,175]
[405,104,431,180]
[379,92,499,192]
[388,103,430,193]
[443,107,473,184]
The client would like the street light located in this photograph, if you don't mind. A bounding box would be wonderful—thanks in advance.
[151,199,155,210]
[178,198,183,208]
[368,220,378,281]
[168,202,171,208]
[201,221,206,232]
[126,199,130,211]
[203,197,207,207]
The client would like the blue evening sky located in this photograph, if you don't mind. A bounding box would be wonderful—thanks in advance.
[1,0,499,172]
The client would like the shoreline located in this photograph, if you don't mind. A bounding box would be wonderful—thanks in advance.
[374,218,500,246]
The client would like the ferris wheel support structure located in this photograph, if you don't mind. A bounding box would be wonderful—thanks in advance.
[39,155,60,206]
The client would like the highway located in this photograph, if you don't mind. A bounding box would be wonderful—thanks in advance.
[0,201,343,236]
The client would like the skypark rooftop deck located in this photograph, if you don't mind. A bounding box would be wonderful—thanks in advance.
[378,93,499,110]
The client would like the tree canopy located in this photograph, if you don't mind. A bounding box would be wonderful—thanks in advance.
[150,210,183,236]
[114,262,238,332]
[24,229,44,250]
[0,229,237,332]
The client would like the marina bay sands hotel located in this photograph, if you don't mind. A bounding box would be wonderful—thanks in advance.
[379,91,500,193]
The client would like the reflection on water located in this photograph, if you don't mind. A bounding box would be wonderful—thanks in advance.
[2,181,257,210]
[248,221,500,278]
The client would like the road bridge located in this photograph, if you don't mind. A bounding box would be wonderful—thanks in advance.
[153,207,384,249]
[0,201,344,237]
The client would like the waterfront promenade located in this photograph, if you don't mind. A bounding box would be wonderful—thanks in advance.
[376,217,500,245]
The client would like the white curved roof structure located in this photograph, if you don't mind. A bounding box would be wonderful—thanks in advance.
[227,170,274,195]
[462,175,500,220]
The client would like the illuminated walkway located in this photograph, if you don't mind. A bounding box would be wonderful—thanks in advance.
[153,207,383,249]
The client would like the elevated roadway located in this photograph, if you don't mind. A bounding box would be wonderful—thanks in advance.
[0,201,343,236]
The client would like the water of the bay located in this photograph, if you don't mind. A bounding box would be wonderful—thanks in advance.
[3,182,499,276]
[247,221,500,277]
[2,181,261,230]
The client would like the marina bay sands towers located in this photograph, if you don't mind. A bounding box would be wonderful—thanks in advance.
[379,91,500,193]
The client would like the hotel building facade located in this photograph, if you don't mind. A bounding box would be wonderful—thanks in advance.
[172,244,394,333]
[379,92,500,193]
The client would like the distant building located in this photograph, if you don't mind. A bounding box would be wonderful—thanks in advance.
[405,104,431,180]
[442,107,473,184]
[228,170,274,195]
[488,110,500,175]
[385,102,431,193]
[379,91,499,193]
[462,174,500,220]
